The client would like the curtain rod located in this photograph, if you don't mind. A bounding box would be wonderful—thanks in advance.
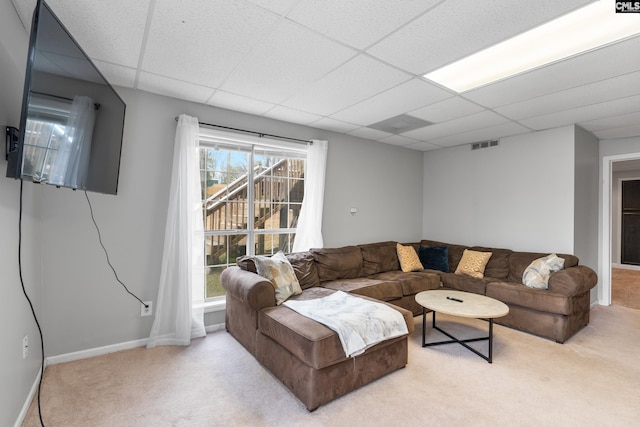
[174,117,312,145]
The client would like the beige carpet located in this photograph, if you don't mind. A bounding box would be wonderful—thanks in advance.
[612,268,640,310]
[23,305,640,427]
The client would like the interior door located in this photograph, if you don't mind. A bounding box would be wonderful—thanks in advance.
[621,179,640,265]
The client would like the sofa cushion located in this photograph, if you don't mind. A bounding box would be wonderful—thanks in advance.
[259,288,347,369]
[359,241,399,275]
[419,245,449,272]
[440,272,487,295]
[486,281,575,315]
[311,246,363,282]
[470,246,513,280]
[285,252,320,289]
[237,252,320,289]
[508,252,579,283]
[254,252,302,305]
[321,278,402,302]
[396,243,423,272]
[371,271,441,295]
[522,254,565,289]
[455,249,492,279]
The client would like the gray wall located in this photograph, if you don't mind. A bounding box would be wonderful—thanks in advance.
[422,126,576,253]
[0,1,44,425]
[37,87,425,356]
[573,126,600,302]
[573,126,599,269]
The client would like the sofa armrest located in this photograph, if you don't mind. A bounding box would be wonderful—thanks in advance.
[221,266,276,310]
[547,266,597,296]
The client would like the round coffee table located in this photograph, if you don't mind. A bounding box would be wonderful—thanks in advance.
[415,290,509,363]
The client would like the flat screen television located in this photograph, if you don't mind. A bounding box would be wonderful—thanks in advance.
[6,0,126,195]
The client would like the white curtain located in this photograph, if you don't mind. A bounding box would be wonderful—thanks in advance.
[292,139,328,252]
[147,114,206,348]
[49,95,95,188]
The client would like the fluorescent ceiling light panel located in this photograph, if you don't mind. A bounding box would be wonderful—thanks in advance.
[424,1,640,93]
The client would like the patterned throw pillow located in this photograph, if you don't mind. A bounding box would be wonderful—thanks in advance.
[522,254,565,290]
[254,252,302,305]
[455,249,492,279]
[396,243,423,272]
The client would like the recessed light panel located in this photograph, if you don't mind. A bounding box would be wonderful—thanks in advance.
[424,1,640,93]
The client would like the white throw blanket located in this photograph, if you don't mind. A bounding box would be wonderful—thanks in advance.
[283,291,409,357]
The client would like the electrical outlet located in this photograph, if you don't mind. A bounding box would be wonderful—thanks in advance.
[23,335,29,359]
[141,301,153,317]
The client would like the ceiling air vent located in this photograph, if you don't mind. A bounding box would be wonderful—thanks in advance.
[471,139,499,150]
[367,114,433,134]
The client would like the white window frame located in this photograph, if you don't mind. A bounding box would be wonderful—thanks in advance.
[199,127,307,311]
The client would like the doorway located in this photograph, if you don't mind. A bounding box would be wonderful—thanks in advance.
[605,158,640,310]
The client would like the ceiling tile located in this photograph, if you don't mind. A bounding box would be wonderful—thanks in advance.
[220,19,356,104]
[287,0,440,49]
[330,78,451,126]
[263,105,323,125]
[496,71,640,120]
[367,0,593,75]
[426,122,531,147]
[142,0,279,88]
[137,72,215,104]
[347,127,393,140]
[46,0,150,67]
[465,35,640,107]
[246,0,298,15]
[593,123,640,140]
[402,110,510,140]
[405,141,442,151]
[283,54,411,116]
[579,111,640,132]
[378,135,421,146]
[208,90,275,116]
[520,94,640,130]
[409,96,485,123]
[93,61,137,88]
[309,118,361,133]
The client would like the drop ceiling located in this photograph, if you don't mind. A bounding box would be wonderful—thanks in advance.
[11,0,640,151]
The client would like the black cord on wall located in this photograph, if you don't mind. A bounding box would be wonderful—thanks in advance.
[18,180,47,427]
[84,191,148,308]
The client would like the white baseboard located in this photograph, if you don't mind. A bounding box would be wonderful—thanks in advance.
[46,338,149,366]
[612,263,640,271]
[14,366,42,427]
[46,323,226,366]
[205,322,225,334]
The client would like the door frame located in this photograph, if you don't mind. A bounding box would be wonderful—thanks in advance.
[601,152,640,305]
[619,177,640,265]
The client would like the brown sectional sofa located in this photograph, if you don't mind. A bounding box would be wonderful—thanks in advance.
[418,239,598,343]
[221,239,597,410]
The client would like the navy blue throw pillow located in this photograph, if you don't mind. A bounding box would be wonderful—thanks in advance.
[419,245,449,272]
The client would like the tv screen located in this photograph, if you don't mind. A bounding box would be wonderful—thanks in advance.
[6,0,126,195]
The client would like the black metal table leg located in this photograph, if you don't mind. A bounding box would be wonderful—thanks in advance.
[422,311,496,363]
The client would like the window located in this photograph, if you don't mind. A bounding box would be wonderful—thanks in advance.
[199,134,306,301]
[20,94,72,182]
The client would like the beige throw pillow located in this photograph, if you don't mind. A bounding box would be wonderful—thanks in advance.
[455,249,492,279]
[396,244,423,272]
[254,252,302,305]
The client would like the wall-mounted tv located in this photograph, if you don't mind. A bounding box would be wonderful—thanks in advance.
[6,0,126,195]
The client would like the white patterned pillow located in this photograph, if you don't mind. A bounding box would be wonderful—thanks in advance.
[522,254,565,290]
[254,252,302,305]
